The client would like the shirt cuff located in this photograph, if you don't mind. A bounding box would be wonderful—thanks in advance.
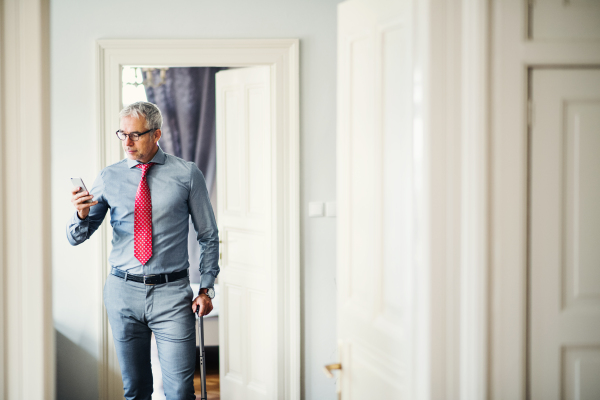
[199,273,216,289]
[71,211,89,223]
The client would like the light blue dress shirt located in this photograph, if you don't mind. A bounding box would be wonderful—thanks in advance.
[66,146,219,289]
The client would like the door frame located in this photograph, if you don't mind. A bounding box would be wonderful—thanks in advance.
[1,0,54,398]
[95,39,300,400]
[490,1,600,399]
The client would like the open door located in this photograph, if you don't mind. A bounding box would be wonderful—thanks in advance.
[215,66,275,400]
[333,0,413,398]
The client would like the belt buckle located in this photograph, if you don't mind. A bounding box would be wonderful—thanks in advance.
[143,274,157,286]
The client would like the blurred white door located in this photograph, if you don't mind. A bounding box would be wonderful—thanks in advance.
[336,0,414,398]
[530,69,600,400]
[215,66,274,400]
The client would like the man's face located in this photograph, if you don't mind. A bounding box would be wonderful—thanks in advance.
[120,115,161,163]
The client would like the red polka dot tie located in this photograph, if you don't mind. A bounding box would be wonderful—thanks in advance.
[134,163,155,265]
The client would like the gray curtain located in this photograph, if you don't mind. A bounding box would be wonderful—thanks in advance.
[144,67,226,197]
[144,67,226,283]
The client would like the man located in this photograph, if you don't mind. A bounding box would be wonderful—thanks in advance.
[67,101,219,400]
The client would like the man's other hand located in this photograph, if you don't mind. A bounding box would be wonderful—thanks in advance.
[71,186,98,220]
[192,294,213,317]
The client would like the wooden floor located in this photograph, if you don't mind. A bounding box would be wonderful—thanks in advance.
[194,371,220,400]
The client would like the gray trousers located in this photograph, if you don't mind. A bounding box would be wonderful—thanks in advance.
[103,272,196,400]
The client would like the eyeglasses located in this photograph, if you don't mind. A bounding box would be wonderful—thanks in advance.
[115,129,155,141]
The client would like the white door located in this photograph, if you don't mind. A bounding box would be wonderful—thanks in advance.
[336,0,414,398]
[215,67,274,400]
[530,69,600,400]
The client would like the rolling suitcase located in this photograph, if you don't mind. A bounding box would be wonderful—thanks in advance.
[195,311,208,400]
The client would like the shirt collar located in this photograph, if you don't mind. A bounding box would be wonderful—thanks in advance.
[127,145,166,169]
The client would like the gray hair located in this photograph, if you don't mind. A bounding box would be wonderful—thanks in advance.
[120,101,163,130]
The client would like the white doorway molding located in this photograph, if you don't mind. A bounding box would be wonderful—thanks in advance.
[419,1,492,398]
[95,39,300,400]
[1,0,54,399]
[421,0,491,398]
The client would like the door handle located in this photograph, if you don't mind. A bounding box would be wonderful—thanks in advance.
[324,363,342,400]
[323,362,342,378]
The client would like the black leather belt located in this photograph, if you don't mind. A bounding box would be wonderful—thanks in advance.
[111,268,188,286]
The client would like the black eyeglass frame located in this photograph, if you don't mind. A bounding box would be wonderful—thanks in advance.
[115,128,155,141]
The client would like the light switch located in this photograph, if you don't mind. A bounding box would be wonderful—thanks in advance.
[308,202,324,217]
[325,201,337,217]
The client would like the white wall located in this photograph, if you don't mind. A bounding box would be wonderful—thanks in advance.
[51,0,340,399]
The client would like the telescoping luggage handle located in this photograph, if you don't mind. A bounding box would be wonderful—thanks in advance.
[196,309,208,400]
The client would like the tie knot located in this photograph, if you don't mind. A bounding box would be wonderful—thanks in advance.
[136,162,155,177]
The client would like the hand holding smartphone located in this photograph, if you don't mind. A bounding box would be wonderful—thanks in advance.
[71,178,93,203]
[70,178,97,220]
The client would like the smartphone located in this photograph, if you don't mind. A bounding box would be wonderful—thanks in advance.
[70,178,93,204]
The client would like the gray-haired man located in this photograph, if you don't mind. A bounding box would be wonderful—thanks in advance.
[67,101,219,400]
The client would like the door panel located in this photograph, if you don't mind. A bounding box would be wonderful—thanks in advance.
[247,86,267,217]
[531,0,600,40]
[216,66,273,400]
[224,89,243,214]
[530,69,600,400]
[563,348,600,400]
